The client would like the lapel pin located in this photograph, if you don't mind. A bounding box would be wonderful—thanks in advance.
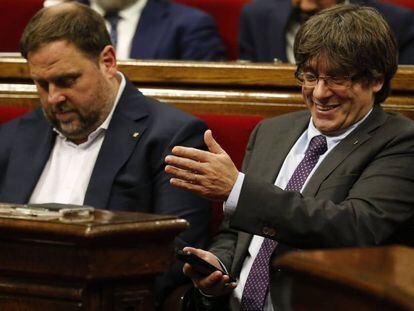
[353,140,359,145]
[132,132,139,138]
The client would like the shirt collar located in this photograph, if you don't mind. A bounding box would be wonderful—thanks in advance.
[307,107,373,150]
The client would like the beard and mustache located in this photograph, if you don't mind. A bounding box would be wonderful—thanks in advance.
[43,101,101,141]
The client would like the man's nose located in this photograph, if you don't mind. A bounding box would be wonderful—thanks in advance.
[312,79,334,100]
[47,84,65,105]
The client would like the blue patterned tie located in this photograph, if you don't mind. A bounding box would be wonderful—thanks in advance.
[240,135,327,311]
[105,11,120,49]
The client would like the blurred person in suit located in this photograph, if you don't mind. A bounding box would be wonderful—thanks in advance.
[44,0,227,60]
[239,0,414,64]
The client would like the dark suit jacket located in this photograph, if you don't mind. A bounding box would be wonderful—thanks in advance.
[78,0,226,60]
[239,0,414,64]
[0,78,212,307]
[197,105,414,310]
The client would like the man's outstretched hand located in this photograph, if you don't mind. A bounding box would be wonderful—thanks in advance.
[165,130,239,201]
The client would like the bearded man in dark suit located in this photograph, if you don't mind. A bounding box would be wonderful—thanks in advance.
[0,3,211,308]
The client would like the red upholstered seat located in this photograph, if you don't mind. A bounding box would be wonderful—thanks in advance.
[195,113,264,169]
[195,113,264,235]
[0,106,30,124]
[0,0,43,52]
[173,0,251,60]
[382,0,414,10]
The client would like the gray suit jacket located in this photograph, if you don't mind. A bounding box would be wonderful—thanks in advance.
[202,105,414,310]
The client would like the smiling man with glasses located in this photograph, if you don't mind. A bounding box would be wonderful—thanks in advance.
[164,4,414,310]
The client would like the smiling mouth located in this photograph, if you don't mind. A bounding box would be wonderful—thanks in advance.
[316,103,340,111]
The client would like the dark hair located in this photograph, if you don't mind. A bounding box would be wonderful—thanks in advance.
[20,3,111,60]
[294,4,398,104]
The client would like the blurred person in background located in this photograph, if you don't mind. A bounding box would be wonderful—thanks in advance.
[239,0,414,64]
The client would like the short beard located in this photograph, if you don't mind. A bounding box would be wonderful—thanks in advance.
[43,102,101,142]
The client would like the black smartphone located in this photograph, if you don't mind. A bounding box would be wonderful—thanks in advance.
[176,249,236,282]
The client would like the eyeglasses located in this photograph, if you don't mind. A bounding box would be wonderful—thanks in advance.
[295,72,356,90]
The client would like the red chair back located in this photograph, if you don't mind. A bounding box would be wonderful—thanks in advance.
[0,106,30,124]
[0,0,43,52]
[382,0,414,10]
[173,0,251,60]
[195,113,264,235]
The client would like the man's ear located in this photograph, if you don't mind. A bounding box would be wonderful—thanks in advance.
[99,45,117,78]
[372,77,384,93]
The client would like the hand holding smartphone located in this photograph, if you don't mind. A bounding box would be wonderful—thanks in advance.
[176,249,236,282]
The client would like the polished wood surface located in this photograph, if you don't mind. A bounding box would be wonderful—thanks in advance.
[0,207,188,310]
[1,58,414,119]
[275,246,414,311]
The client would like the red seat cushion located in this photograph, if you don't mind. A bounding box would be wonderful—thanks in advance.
[0,106,30,124]
[382,0,414,10]
[173,0,251,60]
[0,0,43,52]
[195,113,264,169]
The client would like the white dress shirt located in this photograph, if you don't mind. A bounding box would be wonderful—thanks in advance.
[91,0,148,60]
[29,72,126,205]
[224,110,371,310]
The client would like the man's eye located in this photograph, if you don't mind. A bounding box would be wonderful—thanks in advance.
[56,77,77,87]
[330,77,347,84]
[304,74,317,81]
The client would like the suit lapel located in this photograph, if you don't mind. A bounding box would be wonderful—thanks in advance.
[130,0,169,59]
[1,110,54,203]
[84,81,149,209]
[231,231,253,274]
[250,112,309,184]
[303,106,388,196]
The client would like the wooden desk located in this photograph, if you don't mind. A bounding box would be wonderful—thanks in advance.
[275,246,414,311]
[0,208,187,310]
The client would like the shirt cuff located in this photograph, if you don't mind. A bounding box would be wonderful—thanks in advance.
[223,172,245,216]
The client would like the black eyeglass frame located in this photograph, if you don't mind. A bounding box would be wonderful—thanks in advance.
[295,71,360,90]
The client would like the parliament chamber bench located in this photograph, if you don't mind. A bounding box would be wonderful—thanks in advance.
[1,58,414,310]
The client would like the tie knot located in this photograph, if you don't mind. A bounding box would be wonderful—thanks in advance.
[104,11,121,25]
[308,135,327,156]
